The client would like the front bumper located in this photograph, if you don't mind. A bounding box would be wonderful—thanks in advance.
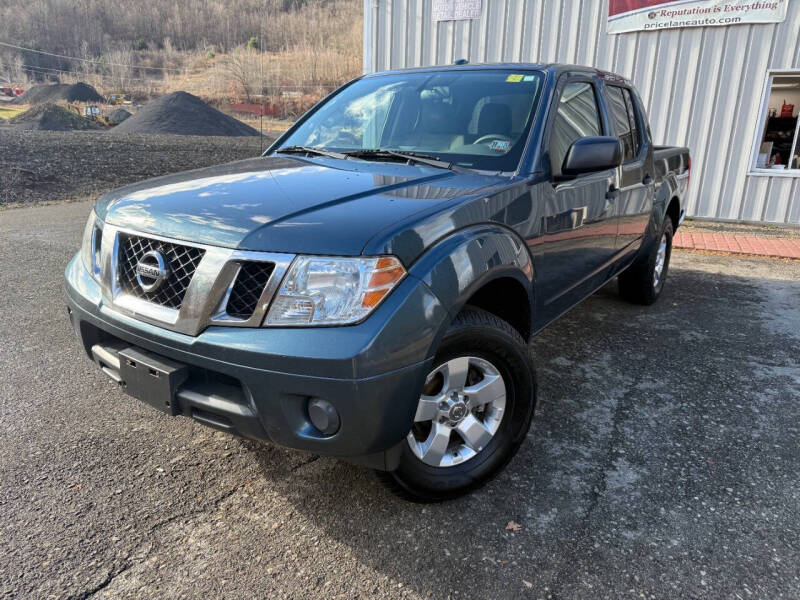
[65,253,449,467]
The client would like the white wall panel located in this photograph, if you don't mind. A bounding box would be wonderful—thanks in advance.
[697,27,749,219]
[789,179,800,224]
[739,176,769,222]
[365,0,800,224]
[763,177,795,222]
[647,29,679,140]
[719,26,774,221]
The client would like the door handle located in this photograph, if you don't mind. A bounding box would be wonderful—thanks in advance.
[643,174,654,185]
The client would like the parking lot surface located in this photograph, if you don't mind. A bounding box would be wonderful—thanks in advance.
[1,202,799,599]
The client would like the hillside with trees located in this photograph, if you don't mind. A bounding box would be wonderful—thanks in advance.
[0,0,361,115]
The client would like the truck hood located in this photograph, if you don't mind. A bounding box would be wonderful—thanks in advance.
[96,156,503,256]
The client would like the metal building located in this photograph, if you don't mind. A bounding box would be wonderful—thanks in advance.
[363,0,800,225]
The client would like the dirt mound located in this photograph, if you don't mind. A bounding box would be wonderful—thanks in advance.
[8,103,100,131]
[106,108,132,124]
[13,82,102,105]
[0,128,267,206]
[110,92,259,137]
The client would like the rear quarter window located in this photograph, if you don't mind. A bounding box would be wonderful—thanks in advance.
[622,89,643,157]
[606,85,643,161]
[607,86,634,160]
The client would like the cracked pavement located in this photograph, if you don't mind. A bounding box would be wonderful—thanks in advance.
[1,201,799,599]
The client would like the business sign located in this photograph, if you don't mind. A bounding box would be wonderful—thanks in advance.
[608,0,788,34]
[432,0,482,22]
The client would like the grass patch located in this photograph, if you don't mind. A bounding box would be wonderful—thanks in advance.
[0,104,26,120]
[232,116,294,136]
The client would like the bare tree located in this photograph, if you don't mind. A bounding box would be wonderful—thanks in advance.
[0,0,362,99]
[79,40,93,80]
[223,49,259,103]
[107,48,134,92]
[0,54,28,84]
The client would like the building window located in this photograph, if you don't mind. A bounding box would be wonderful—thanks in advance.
[752,72,800,174]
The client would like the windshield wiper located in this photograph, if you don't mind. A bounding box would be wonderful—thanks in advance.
[344,149,458,171]
[276,145,348,160]
[279,146,467,172]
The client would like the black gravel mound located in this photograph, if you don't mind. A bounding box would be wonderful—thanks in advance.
[0,129,267,206]
[106,108,132,124]
[8,103,100,131]
[110,91,259,136]
[13,82,102,105]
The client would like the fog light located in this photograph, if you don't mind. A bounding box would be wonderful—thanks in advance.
[307,398,340,435]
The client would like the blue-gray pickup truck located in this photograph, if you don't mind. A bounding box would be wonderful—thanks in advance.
[65,64,690,501]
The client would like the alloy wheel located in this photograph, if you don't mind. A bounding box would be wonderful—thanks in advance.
[407,356,507,467]
[653,233,668,289]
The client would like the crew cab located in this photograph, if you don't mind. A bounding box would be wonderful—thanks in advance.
[65,64,690,501]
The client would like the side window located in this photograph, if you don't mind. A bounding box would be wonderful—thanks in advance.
[550,82,602,175]
[607,86,635,160]
[622,89,642,157]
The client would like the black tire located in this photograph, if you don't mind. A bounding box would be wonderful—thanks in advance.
[618,219,674,305]
[377,307,536,502]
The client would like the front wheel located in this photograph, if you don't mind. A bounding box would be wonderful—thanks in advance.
[377,307,536,502]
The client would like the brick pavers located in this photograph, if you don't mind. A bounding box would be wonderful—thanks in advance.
[674,231,800,260]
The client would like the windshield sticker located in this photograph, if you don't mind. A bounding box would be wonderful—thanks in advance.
[505,74,524,83]
[523,75,536,82]
[489,140,511,152]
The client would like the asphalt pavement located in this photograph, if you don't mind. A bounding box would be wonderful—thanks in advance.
[1,202,799,599]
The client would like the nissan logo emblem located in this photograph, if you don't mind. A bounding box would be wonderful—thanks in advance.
[135,250,169,292]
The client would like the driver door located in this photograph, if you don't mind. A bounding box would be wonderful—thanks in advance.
[529,76,620,322]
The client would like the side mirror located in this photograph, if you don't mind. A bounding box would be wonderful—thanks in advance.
[561,136,623,177]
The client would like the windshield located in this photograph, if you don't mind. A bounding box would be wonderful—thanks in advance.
[277,69,545,172]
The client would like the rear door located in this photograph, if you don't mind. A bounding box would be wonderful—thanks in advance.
[529,75,619,322]
[603,84,654,252]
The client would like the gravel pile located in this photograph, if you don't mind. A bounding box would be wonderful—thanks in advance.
[7,103,99,131]
[13,82,102,105]
[0,129,269,206]
[111,91,259,137]
[106,108,132,124]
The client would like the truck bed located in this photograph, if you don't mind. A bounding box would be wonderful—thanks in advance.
[653,145,690,179]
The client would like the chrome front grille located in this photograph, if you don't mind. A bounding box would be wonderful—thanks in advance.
[225,261,275,320]
[117,234,205,310]
[97,225,295,336]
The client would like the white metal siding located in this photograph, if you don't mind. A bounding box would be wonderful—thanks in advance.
[364,0,800,224]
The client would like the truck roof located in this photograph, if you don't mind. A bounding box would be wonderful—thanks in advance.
[365,62,633,86]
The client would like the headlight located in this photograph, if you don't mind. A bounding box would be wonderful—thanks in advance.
[80,212,103,281]
[265,256,406,326]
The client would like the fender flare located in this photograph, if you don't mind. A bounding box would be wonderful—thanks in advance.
[408,224,535,347]
[638,175,674,256]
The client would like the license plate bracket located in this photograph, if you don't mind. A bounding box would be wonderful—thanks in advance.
[118,347,188,415]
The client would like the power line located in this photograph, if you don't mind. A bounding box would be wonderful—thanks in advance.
[5,49,337,89]
[0,40,186,72]
[260,0,266,153]
[18,63,153,83]
[16,62,334,90]
[2,40,341,90]
[3,41,338,91]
